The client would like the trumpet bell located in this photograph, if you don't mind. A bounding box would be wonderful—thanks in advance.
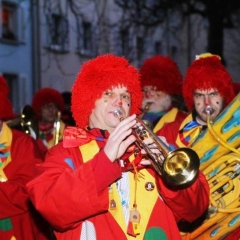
[163,148,200,186]
[133,117,200,187]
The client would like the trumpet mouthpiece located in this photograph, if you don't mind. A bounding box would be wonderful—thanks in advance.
[113,110,123,120]
[205,105,214,115]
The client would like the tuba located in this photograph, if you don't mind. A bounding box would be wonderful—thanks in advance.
[114,110,200,187]
[7,105,39,139]
[181,93,240,239]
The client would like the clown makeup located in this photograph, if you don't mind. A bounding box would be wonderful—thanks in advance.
[89,86,132,133]
[102,88,131,105]
[193,88,224,125]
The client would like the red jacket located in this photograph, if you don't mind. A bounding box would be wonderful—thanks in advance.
[27,128,209,240]
[0,127,52,240]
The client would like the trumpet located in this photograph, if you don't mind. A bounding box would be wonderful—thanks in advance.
[114,110,200,186]
[139,102,153,129]
[53,111,61,145]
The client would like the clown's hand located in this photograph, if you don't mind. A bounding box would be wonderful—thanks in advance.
[139,136,169,166]
[104,115,137,162]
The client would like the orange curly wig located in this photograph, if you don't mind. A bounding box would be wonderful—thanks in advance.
[139,55,183,94]
[183,55,235,110]
[71,54,143,128]
[32,88,65,119]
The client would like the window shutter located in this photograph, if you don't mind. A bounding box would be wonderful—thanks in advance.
[62,17,69,51]
[0,1,2,38]
[18,74,28,111]
[17,3,26,43]
[45,12,53,47]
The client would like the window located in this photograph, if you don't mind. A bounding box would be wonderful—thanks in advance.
[155,41,162,54]
[120,29,129,56]
[170,46,177,58]
[82,21,91,51]
[77,21,94,56]
[1,1,17,41]
[137,37,144,61]
[47,13,69,52]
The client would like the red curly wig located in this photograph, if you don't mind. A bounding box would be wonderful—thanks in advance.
[0,75,9,96]
[139,55,183,94]
[71,54,143,128]
[183,54,235,110]
[0,76,15,120]
[32,88,65,119]
[0,94,15,120]
[233,82,240,95]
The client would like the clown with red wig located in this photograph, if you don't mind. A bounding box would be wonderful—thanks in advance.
[32,87,66,156]
[27,54,209,240]
[0,76,52,239]
[140,55,187,130]
[157,53,235,147]
[156,53,239,238]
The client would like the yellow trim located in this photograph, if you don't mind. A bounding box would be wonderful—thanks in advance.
[0,122,13,181]
[79,140,100,162]
[175,114,194,148]
[153,107,179,133]
[79,140,159,239]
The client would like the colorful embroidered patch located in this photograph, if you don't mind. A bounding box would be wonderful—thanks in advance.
[0,143,10,166]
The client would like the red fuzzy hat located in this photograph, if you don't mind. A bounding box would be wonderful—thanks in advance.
[32,88,65,118]
[0,76,16,120]
[0,75,9,96]
[71,54,142,128]
[183,53,235,110]
[233,82,240,95]
[139,55,183,94]
[0,94,15,120]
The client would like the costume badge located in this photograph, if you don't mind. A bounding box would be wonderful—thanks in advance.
[109,199,116,210]
[129,208,140,223]
[145,182,155,191]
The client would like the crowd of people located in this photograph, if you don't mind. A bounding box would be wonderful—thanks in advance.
[0,52,239,240]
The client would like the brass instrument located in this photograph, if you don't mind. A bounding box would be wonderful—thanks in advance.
[192,93,240,170]
[139,102,152,118]
[139,102,153,129]
[53,111,61,145]
[182,93,240,239]
[114,109,200,186]
[7,105,39,139]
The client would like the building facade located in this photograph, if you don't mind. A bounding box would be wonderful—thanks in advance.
[0,0,34,113]
[1,0,240,114]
